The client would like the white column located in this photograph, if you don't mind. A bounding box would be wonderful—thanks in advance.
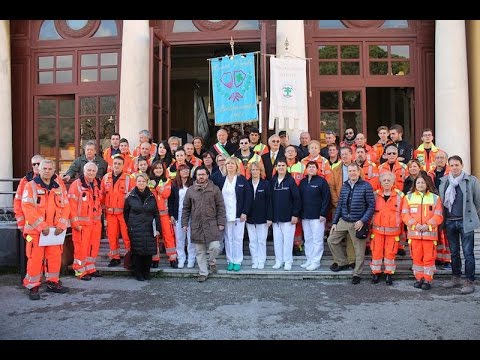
[435,20,471,172]
[0,20,13,208]
[119,20,150,149]
[275,20,308,146]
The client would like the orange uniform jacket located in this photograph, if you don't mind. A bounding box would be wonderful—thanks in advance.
[132,142,158,158]
[301,155,332,181]
[150,178,172,215]
[69,177,103,227]
[372,189,404,236]
[414,144,441,172]
[401,191,444,241]
[377,161,409,192]
[22,176,70,235]
[101,172,135,214]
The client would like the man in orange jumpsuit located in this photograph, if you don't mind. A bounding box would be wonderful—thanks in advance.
[69,162,103,280]
[21,159,70,300]
[101,155,135,267]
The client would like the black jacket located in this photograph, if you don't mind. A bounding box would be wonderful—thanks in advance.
[271,173,301,222]
[124,187,160,256]
[247,178,273,224]
[299,175,331,219]
[261,148,285,180]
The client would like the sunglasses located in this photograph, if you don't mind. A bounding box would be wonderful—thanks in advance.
[386,152,397,155]
[271,140,280,143]
[32,162,41,166]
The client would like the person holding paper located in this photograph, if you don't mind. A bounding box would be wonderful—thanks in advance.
[68,162,103,281]
[21,159,70,300]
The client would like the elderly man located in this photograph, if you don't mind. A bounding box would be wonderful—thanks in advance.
[132,129,157,158]
[327,163,375,284]
[298,131,312,160]
[261,134,285,180]
[22,159,71,300]
[209,128,237,157]
[63,140,108,182]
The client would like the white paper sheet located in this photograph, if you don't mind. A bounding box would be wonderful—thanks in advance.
[39,227,66,247]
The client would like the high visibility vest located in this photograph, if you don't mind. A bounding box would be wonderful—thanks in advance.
[414,143,441,172]
[101,172,134,214]
[401,191,443,241]
[287,161,305,186]
[372,188,404,236]
[69,178,102,227]
[149,178,172,214]
[252,143,269,156]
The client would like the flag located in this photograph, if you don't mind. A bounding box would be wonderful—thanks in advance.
[269,57,307,130]
[211,53,258,125]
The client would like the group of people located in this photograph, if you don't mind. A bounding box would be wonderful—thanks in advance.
[14,124,479,299]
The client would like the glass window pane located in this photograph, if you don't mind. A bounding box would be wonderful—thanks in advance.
[56,70,72,83]
[94,20,118,37]
[100,96,116,114]
[80,117,97,145]
[81,69,98,82]
[66,20,88,30]
[39,56,54,69]
[369,45,388,59]
[341,62,360,75]
[59,118,76,174]
[233,20,260,30]
[319,62,338,75]
[391,45,410,60]
[319,20,346,29]
[341,45,359,59]
[39,71,53,84]
[39,20,62,40]
[320,112,339,134]
[100,68,117,81]
[38,118,56,159]
[342,91,361,109]
[81,54,98,67]
[59,99,75,117]
[343,111,362,134]
[382,20,408,28]
[100,115,117,153]
[370,62,388,75]
[38,100,56,117]
[319,45,337,59]
[100,53,118,66]
[392,61,410,75]
[80,97,97,115]
[320,91,338,110]
[172,20,199,32]
[56,55,72,68]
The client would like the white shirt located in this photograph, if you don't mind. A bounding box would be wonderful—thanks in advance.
[222,176,237,222]
[178,185,188,218]
[252,179,260,200]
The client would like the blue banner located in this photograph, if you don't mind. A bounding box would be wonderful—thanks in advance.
[211,52,258,125]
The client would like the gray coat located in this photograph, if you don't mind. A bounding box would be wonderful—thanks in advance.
[439,174,480,233]
[181,180,226,244]
[65,154,108,179]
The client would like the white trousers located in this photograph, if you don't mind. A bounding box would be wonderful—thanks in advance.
[224,219,246,265]
[302,218,325,266]
[246,223,268,266]
[175,221,196,266]
[273,222,295,265]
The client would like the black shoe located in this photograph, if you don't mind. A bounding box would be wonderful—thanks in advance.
[170,259,178,269]
[80,275,92,281]
[151,261,159,268]
[385,274,393,286]
[329,263,339,271]
[292,247,302,256]
[371,274,380,284]
[365,247,372,256]
[90,271,102,277]
[397,248,406,256]
[349,262,355,269]
[29,286,40,300]
[46,281,69,293]
[108,259,121,267]
[414,279,424,288]
[135,274,145,281]
[421,281,431,290]
[352,276,361,284]
[332,264,350,272]
[197,275,207,282]
[208,264,218,274]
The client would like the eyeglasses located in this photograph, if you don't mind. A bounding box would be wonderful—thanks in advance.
[271,140,280,143]
[32,163,40,166]
[386,152,397,155]
[217,159,226,162]
[345,132,354,135]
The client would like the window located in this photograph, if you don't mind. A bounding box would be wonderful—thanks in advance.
[318,44,360,76]
[381,20,408,29]
[39,20,62,40]
[319,90,362,136]
[37,54,73,84]
[80,95,117,153]
[318,20,346,29]
[80,52,119,82]
[369,44,410,75]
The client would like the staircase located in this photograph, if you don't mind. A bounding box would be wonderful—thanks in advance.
[88,229,480,279]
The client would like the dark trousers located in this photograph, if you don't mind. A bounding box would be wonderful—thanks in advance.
[131,254,152,279]
[445,219,476,281]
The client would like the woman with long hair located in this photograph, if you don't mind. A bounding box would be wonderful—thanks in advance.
[152,140,173,169]
[193,136,207,159]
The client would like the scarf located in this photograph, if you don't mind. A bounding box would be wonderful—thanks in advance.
[444,171,465,212]
[195,180,208,191]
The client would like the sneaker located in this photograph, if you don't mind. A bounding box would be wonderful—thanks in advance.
[443,276,462,289]
[151,261,159,268]
[251,263,258,269]
[300,261,310,268]
[208,264,218,274]
[178,261,185,269]
[80,275,92,281]
[29,286,40,300]
[233,263,241,272]
[227,263,234,271]
[197,275,207,282]
[385,274,393,286]
[187,262,195,269]
[257,263,265,270]
[460,280,475,294]
[272,262,282,269]
[170,259,179,269]
[352,276,361,285]
[306,263,319,271]
[421,281,431,290]
[46,281,69,294]
[284,263,292,271]
[414,279,424,288]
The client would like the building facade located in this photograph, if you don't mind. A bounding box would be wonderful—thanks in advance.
[1,20,478,206]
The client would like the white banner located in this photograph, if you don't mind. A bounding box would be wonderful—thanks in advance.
[269,57,307,131]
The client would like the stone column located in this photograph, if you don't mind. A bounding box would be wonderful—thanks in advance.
[435,20,471,173]
[467,20,480,177]
[275,20,308,146]
[0,20,13,208]
[119,20,150,149]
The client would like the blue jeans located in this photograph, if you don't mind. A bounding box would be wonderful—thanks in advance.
[445,219,476,281]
